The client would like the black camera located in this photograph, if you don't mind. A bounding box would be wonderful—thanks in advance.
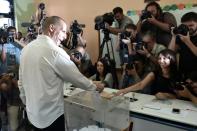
[7,32,15,43]
[135,41,148,51]
[173,24,189,36]
[173,81,190,90]
[27,25,38,40]
[72,51,83,60]
[120,31,131,40]
[95,12,114,30]
[70,20,85,35]
[141,10,152,21]
[126,63,134,70]
[119,31,132,50]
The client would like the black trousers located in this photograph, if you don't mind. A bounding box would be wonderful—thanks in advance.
[33,115,65,131]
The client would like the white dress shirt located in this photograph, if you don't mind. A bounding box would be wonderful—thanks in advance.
[18,35,96,128]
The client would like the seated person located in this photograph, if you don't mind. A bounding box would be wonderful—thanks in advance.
[120,55,149,90]
[116,49,179,100]
[175,71,197,105]
[89,58,113,89]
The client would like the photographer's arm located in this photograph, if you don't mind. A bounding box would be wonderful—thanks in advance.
[147,17,171,32]
[155,92,176,100]
[14,39,26,48]
[148,13,176,32]
[106,25,124,35]
[1,44,6,63]
[116,72,155,95]
[136,20,142,33]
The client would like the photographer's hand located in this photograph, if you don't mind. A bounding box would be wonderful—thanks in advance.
[176,86,192,99]
[178,32,191,45]
[136,46,149,57]
[1,44,6,63]
[147,15,156,24]
[179,32,197,56]
[122,38,131,45]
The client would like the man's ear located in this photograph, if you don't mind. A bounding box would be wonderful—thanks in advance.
[49,24,55,32]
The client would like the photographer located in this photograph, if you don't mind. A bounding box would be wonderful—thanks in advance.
[136,31,166,72]
[168,12,197,79]
[0,26,24,131]
[120,55,149,89]
[68,32,94,77]
[137,1,177,47]
[106,7,133,35]
[175,71,197,105]
[117,24,139,66]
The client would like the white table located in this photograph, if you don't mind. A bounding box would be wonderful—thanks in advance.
[104,88,197,131]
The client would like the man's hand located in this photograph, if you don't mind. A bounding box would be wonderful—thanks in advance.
[136,46,149,56]
[147,15,157,24]
[115,89,128,96]
[122,38,131,45]
[176,87,192,99]
[179,32,191,45]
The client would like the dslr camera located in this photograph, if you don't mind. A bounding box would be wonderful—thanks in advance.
[27,25,38,40]
[173,81,190,90]
[135,41,148,51]
[72,51,83,60]
[119,31,132,49]
[7,32,15,43]
[0,28,15,44]
[140,10,152,21]
[94,12,114,31]
[173,24,189,36]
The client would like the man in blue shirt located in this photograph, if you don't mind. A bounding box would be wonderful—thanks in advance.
[0,26,24,131]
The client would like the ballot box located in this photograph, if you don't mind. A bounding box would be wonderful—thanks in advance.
[64,91,130,131]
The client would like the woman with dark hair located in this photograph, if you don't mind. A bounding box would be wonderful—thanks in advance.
[116,49,179,99]
[89,58,113,88]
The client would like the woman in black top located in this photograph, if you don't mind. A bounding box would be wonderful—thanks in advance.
[116,49,178,99]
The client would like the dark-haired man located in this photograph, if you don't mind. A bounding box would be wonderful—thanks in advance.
[106,7,133,35]
[137,1,177,47]
[169,12,197,79]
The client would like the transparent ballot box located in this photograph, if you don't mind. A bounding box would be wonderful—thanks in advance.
[64,91,130,131]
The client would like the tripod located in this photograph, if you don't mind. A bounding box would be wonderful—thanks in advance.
[98,29,119,89]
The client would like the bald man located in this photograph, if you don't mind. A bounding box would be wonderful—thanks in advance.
[18,16,103,131]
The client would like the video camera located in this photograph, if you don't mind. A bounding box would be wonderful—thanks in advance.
[69,20,85,49]
[94,12,114,31]
[173,24,189,36]
[140,10,152,21]
[70,20,85,35]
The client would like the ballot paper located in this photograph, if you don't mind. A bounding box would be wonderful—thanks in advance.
[75,125,112,131]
